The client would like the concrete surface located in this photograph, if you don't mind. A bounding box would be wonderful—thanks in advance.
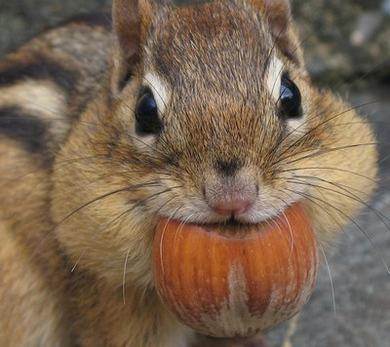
[0,1,389,346]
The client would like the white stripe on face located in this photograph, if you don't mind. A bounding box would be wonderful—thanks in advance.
[266,58,306,135]
[143,72,170,115]
[130,72,171,149]
[266,56,284,100]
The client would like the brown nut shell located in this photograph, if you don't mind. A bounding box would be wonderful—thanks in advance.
[153,204,319,337]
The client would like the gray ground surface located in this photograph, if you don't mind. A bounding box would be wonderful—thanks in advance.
[0,1,389,346]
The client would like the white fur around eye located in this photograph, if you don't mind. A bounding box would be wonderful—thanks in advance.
[129,72,171,150]
[286,117,307,136]
[265,58,307,135]
[266,56,284,100]
[143,72,170,114]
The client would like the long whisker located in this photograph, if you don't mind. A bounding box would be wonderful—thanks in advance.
[159,206,183,277]
[273,188,348,238]
[282,209,295,259]
[139,203,182,301]
[286,176,390,231]
[58,182,160,227]
[319,244,337,314]
[31,181,163,258]
[280,142,381,167]
[122,248,131,305]
[106,186,183,232]
[72,185,183,283]
[284,188,390,275]
[175,213,195,246]
[70,250,86,273]
[278,166,383,185]
[268,101,380,167]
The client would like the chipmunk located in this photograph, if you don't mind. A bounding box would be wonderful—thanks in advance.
[0,0,378,346]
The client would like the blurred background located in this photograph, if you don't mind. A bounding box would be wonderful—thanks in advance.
[0,0,388,346]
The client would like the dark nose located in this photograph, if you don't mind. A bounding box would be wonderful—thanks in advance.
[215,159,241,177]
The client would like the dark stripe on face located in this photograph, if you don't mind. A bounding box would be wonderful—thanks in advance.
[63,12,112,28]
[0,107,48,154]
[0,55,78,93]
[215,159,242,177]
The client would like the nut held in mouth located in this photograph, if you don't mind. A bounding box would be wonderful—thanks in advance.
[152,204,319,337]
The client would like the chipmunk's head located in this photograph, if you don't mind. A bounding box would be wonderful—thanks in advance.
[52,0,377,288]
[108,0,311,226]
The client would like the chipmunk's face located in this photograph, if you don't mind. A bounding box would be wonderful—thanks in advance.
[113,1,319,226]
[53,0,377,287]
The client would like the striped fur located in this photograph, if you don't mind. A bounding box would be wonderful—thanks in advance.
[0,1,378,346]
[0,16,112,347]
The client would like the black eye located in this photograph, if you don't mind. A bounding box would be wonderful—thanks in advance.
[135,87,162,136]
[279,74,302,119]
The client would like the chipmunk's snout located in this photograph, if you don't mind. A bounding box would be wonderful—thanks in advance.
[204,162,258,218]
[209,196,255,217]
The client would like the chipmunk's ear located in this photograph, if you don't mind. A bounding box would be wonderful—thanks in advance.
[248,0,304,67]
[111,0,157,93]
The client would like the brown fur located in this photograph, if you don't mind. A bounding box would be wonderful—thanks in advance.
[0,1,377,346]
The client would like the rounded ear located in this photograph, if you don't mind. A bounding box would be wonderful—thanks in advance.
[111,0,156,94]
[247,0,305,68]
[250,0,291,35]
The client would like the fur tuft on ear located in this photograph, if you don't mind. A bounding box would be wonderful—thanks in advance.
[247,0,305,68]
[111,0,154,94]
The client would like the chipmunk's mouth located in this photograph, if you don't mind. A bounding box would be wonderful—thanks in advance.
[196,219,264,236]
[164,207,291,235]
[157,217,264,238]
